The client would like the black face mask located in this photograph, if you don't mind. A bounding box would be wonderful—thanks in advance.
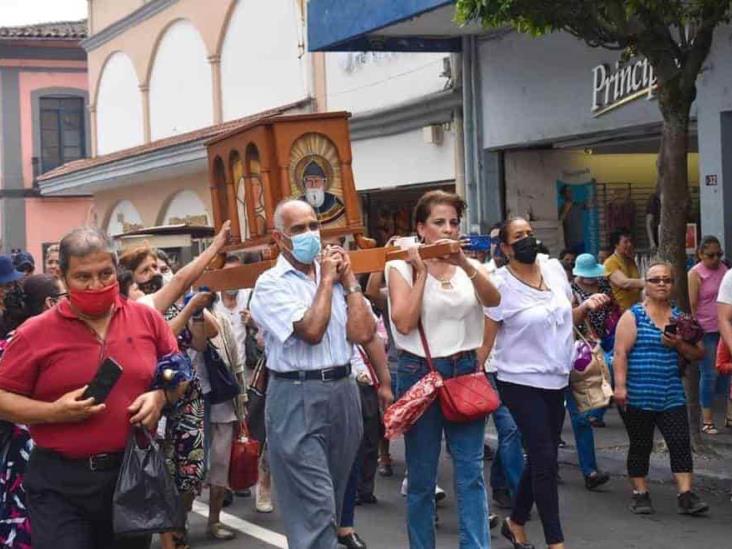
[138,273,163,295]
[511,236,539,265]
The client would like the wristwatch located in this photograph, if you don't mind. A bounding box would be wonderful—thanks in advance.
[344,284,363,296]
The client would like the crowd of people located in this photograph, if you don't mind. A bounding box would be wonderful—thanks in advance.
[0,189,729,549]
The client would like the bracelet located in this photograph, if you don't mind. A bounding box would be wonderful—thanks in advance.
[467,268,478,280]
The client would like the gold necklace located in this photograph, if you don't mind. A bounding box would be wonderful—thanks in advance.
[438,276,453,290]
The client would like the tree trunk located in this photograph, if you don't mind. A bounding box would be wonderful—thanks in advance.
[657,98,704,447]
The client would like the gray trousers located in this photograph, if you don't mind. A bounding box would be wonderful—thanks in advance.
[266,374,363,549]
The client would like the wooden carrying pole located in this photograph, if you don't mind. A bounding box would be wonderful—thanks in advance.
[196,241,461,291]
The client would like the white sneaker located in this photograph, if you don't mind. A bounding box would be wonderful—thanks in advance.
[255,483,274,513]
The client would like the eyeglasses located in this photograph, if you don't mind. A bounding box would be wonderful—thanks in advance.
[704,252,724,259]
[646,277,673,285]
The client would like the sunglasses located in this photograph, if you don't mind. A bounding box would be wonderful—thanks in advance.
[646,277,673,285]
[704,252,724,259]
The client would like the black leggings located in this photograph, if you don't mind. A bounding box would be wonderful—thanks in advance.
[620,404,693,477]
[498,380,565,546]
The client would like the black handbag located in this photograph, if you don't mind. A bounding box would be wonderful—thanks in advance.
[245,355,268,446]
[113,428,185,536]
[204,340,241,405]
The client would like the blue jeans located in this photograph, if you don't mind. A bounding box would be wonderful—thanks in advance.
[700,332,729,409]
[397,351,489,549]
[565,388,598,477]
[487,375,524,497]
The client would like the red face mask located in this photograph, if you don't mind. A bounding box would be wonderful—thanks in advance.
[68,281,119,318]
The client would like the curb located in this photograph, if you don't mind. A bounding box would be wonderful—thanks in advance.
[485,433,731,492]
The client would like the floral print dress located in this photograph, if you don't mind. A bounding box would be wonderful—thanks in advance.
[0,337,32,548]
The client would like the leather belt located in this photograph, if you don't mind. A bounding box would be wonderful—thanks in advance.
[35,447,124,472]
[270,364,351,382]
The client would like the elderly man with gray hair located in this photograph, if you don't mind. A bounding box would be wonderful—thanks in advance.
[0,226,181,549]
[249,198,376,549]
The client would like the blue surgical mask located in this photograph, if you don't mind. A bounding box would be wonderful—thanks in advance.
[289,230,321,264]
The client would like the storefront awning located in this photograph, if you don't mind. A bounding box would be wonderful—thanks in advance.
[307,0,473,52]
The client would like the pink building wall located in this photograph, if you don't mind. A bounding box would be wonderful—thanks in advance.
[19,68,88,187]
[25,197,93,263]
[16,66,91,263]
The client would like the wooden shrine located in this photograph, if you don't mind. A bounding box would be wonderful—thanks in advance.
[197,112,459,290]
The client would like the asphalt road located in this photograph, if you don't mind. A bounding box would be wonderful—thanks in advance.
[155,437,732,549]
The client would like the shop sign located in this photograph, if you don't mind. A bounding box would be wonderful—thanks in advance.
[591,57,658,117]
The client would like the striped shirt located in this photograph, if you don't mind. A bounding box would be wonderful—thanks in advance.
[249,255,354,372]
[626,303,686,411]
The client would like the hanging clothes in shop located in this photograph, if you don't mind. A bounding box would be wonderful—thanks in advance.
[556,181,599,256]
[607,186,636,235]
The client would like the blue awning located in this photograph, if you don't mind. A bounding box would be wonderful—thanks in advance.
[308,0,461,52]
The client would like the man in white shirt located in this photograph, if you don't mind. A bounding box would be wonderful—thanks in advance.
[250,199,375,549]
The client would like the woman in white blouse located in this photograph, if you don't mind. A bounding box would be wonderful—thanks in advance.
[387,190,500,549]
[483,217,607,549]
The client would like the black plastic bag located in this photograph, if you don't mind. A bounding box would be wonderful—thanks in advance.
[113,428,185,536]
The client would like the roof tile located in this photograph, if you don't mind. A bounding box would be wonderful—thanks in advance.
[0,19,87,40]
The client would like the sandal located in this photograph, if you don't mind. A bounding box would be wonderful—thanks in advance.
[207,522,236,540]
[172,532,190,549]
[702,423,719,435]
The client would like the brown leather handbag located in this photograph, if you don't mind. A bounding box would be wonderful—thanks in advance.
[418,323,500,422]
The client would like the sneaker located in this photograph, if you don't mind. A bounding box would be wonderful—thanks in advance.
[401,477,408,497]
[255,483,274,513]
[558,438,568,449]
[629,492,655,515]
[702,423,719,435]
[492,487,513,509]
[584,471,610,491]
[207,522,236,540]
[678,491,709,516]
[489,513,500,530]
[435,485,447,503]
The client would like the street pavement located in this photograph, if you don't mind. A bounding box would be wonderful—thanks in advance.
[156,409,732,549]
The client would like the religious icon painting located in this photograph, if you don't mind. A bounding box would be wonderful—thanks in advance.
[289,133,346,226]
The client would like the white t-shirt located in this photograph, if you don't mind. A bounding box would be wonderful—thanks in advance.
[214,289,251,364]
[385,259,485,358]
[485,258,574,390]
[717,269,732,305]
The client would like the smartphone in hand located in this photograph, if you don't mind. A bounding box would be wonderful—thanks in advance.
[82,357,123,404]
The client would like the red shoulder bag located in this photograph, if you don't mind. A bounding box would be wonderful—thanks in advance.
[417,322,500,422]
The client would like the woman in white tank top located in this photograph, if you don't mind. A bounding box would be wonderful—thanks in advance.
[386,190,500,549]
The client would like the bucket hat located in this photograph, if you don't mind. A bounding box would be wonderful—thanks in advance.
[0,255,24,284]
[572,253,606,278]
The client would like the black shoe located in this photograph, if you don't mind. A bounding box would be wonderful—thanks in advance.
[489,513,500,530]
[484,443,494,461]
[500,518,535,549]
[629,492,654,515]
[222,489,234,508]
[589,417,607,428]
[678,491,709,516]
[234,488,251,498]
[492,487,513,510]
[356,493,377,505]
[584,471,610,491]
[558,438,567,449]
[337,532,367,549]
